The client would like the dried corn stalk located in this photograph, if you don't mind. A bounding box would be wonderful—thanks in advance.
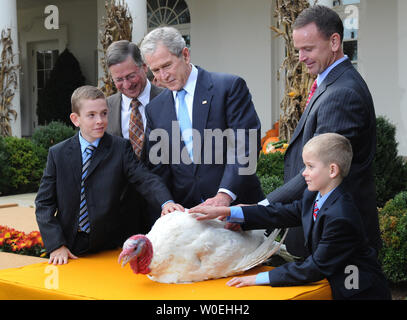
[0,28,19,137]
[99,0,133,96]
[271,0,317,142]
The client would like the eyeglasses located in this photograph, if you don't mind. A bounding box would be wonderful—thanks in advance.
[113,71,139,84]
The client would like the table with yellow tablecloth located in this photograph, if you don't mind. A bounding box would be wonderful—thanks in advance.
[0,249,332,300]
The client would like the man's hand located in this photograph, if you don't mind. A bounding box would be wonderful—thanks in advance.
[198,192,233,208]
[161,202,185,216]
[189,205,231,221]
[49,245,78,265]
[226,275,257,288]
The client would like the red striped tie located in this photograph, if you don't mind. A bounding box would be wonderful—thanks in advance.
[313,201,319,221]
[305,79,318,109]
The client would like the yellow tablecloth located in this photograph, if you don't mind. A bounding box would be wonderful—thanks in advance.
[0,249,331,300]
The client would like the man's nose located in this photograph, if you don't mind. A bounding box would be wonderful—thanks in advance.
[122,78,133,88]
[158,69,168,80]
[298,50,307,62]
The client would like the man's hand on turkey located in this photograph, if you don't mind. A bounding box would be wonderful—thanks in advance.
[197,192,232,208]
[161,202,184,216]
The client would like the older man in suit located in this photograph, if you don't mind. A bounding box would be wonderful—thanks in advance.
[105,40,164,234]
[140,26,264,210]
[261,5,381,259]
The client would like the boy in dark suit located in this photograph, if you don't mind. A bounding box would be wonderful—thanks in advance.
[35,85,183,265]
[190,133,391,300]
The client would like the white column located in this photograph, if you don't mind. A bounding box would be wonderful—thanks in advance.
[0,0,21,137]
[125,0,148,45]
[315,0,333,7]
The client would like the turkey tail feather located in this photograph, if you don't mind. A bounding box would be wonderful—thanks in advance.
[231,228,289,273]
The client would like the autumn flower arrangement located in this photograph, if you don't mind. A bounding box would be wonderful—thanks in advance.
[0,225,47,258]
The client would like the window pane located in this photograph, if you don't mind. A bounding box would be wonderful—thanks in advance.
[44,52,52,69]
[343,40,357,61]
[37,70,45,89]
[37,52,44,70]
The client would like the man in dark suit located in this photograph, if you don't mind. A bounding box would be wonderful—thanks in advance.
[35,86,181,265]
[139,26,264,209]
[105,40,164,233]
[262,5,381,258]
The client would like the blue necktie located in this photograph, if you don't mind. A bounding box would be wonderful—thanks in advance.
[177,89,193,161]
[79,145,95,233]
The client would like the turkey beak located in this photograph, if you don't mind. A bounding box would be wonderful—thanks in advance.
[120,255,131,267]
[119,240,145,267]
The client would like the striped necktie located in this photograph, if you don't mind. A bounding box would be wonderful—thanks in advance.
[177,89,193,161]
[313,200,319,222]
[129,99,144,158]
[79,145,95,233]
[305,79,318,109]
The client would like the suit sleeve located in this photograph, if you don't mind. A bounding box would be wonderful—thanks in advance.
[241,200,303,230]
[219,76,262,195]
[266,170,307,204]
[144,107,173,188]
[268,216,361,287]
[35,149,67,253]
[123,140,173,208]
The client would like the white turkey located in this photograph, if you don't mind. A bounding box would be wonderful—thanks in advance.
[118,210,287,283]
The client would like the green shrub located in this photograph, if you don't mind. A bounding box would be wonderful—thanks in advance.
[259,174,284,195]
[256,151,285,179]
[0,136,45,195]
[374,116,407,207]
[379,191,407,284]
[31,121,76,150]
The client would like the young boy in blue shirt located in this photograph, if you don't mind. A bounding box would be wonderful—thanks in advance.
[190,133,391,300]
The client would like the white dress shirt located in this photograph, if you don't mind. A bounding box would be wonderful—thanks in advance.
[120,80,151,139]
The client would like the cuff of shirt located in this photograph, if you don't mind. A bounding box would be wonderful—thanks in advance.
[161,200,174,209]
[218,188,237,202]
[227,206,244,223]
[258,198,269,206]
[255,272,270,285]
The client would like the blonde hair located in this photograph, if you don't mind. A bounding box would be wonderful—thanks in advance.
[303,133,353,177]
[71,85,105,114]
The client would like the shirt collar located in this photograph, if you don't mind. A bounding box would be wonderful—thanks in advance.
[172,64,198,98]
[315,187,337,210]
[79,131,100,154]
[122,79,151,110]
[317,55,348,87]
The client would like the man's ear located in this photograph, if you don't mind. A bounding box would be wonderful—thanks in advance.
[70,112,80,128]
[181,47,191,64]
[330,33,342,52]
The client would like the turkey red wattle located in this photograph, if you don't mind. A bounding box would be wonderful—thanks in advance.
[118,234,153,274]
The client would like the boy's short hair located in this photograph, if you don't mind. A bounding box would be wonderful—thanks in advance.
[303,133,353,177]
[71,85,105,114]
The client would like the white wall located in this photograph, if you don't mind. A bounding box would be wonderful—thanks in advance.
[359,0,406,156]
[187,0,274,136]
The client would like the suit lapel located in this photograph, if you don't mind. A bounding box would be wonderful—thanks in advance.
[302,190,317,249]
[85,134,112,180]
[66,133,82,191]
[289,59,353,146]
[192,67,213,174]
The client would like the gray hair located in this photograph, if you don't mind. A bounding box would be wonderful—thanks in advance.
[303,132,353,177]
[106,40,144,68]
[140,26,186,60]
